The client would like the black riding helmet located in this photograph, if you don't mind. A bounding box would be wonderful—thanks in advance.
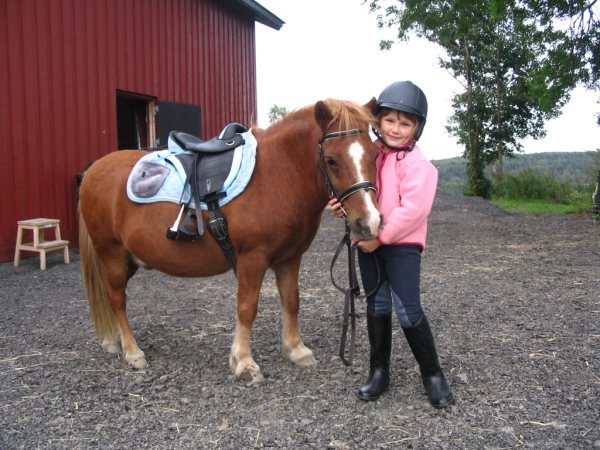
[377,81,428,141]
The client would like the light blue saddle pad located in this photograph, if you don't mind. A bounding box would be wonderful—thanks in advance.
[127,130,257,209]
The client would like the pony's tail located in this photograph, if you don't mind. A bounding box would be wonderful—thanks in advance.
[78,209,118,342]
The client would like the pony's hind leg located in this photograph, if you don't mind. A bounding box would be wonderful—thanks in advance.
[101,336,120,354]
[79,218,146,369]
[274,258,317,367]
[104,255,147,369]
[229,256,268,383]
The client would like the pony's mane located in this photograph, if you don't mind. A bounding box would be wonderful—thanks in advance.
[321,98,377,130]
[261,99,376,132]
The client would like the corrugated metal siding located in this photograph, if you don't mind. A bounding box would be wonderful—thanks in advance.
[0,0,258,262]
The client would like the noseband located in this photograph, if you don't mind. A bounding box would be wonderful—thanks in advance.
[317,129,378,204]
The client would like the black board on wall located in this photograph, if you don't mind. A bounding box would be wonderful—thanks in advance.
[158,101,202,146]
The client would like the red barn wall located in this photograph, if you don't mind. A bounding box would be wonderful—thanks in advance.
[0,0,258,262]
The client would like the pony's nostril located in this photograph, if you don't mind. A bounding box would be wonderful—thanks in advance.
[355,217,379,239]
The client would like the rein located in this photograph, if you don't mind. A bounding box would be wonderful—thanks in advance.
[329,222,382,366]
[329,220,360,366]
[318,128,380,366]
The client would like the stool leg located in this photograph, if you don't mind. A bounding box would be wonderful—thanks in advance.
[40,250,47,271]
[63,246,70,264]
[14,226,24,267]
[34,226,42,247]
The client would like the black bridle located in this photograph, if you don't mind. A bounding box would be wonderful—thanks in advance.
[317,128,380,366]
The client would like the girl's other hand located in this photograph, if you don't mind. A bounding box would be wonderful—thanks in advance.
[327,198,345,218]
[356,238,381,253]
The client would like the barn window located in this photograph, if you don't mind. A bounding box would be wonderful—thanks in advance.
[116,91,157,150]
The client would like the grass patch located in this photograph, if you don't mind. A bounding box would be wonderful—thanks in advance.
[490,168,596,216]
[491,198,586,215]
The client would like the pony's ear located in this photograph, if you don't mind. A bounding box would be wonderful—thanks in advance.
[314,100,333,131]
[365,97,378,115]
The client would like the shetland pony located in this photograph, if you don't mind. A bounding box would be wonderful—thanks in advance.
[78,98,381,382]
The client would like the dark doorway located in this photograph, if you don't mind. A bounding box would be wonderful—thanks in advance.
[116,91,157,149]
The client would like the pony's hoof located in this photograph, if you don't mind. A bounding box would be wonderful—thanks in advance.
[285,346,317,367]
[230,355,262,383]
[101,339,120,354]
[125,351,147,369]
[246,372,264,385]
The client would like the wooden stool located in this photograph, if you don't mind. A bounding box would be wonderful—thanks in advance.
[14,218,70,271]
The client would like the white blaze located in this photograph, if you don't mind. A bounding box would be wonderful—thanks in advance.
[348,142,381,235]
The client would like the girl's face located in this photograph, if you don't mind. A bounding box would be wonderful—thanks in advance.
[378,109,418,148]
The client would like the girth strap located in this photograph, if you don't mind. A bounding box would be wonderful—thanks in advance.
[205,193,237,275]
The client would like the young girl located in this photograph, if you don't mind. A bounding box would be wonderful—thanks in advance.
[329,81,454,408]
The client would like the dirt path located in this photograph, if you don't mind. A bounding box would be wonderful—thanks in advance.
[1,193,599,449]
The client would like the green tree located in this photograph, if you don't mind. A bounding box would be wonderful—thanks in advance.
[524,0,599,88]
[367,0,598,197]
[268,104,288,123]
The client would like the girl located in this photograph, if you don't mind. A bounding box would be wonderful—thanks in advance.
[330,81,454,408]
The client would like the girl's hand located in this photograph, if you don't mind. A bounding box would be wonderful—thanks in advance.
[356,238,381,253]
[327,198,345,218]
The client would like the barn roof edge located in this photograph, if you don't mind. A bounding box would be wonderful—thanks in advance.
[230,0,285,30]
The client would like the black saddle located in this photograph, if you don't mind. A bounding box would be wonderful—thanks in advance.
[167,122,247,243]
[170,122,247,153]
[171,122,247,200]
[166,123,247,272]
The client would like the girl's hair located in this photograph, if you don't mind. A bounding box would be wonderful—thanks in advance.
[377,107,419,125]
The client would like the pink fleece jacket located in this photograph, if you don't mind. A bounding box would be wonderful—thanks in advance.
[375,141,438,249]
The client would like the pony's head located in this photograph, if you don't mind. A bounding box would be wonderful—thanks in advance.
[315,98,382,240]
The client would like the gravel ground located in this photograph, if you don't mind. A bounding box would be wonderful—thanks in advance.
[1,192,599,449]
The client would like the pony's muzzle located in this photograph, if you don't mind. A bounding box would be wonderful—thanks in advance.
[353,213,383,240]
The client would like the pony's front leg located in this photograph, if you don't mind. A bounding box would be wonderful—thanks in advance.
[229,257,267,383]
[274,258,317,367]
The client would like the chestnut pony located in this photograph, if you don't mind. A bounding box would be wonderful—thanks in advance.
[78,98,382,383]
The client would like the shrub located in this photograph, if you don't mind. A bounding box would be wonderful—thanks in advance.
[492,168,571,203]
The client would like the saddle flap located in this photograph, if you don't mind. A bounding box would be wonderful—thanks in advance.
[174,151,236,198]
[194,151,236,197]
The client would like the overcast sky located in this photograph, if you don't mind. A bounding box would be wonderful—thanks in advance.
[255,0,600,161]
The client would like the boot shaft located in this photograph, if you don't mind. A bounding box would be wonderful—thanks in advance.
[402,315,441,376]
[366,312,392,368]
[403,315,455,408]
[358,312,392,401]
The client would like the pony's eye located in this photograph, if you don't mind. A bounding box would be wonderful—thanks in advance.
[326,158,338,168]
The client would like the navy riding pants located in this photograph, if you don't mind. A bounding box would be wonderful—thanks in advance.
[357,244,424,328]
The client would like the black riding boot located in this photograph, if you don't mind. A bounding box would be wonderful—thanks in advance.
[403,315,455,409]
[358,312,392,401]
